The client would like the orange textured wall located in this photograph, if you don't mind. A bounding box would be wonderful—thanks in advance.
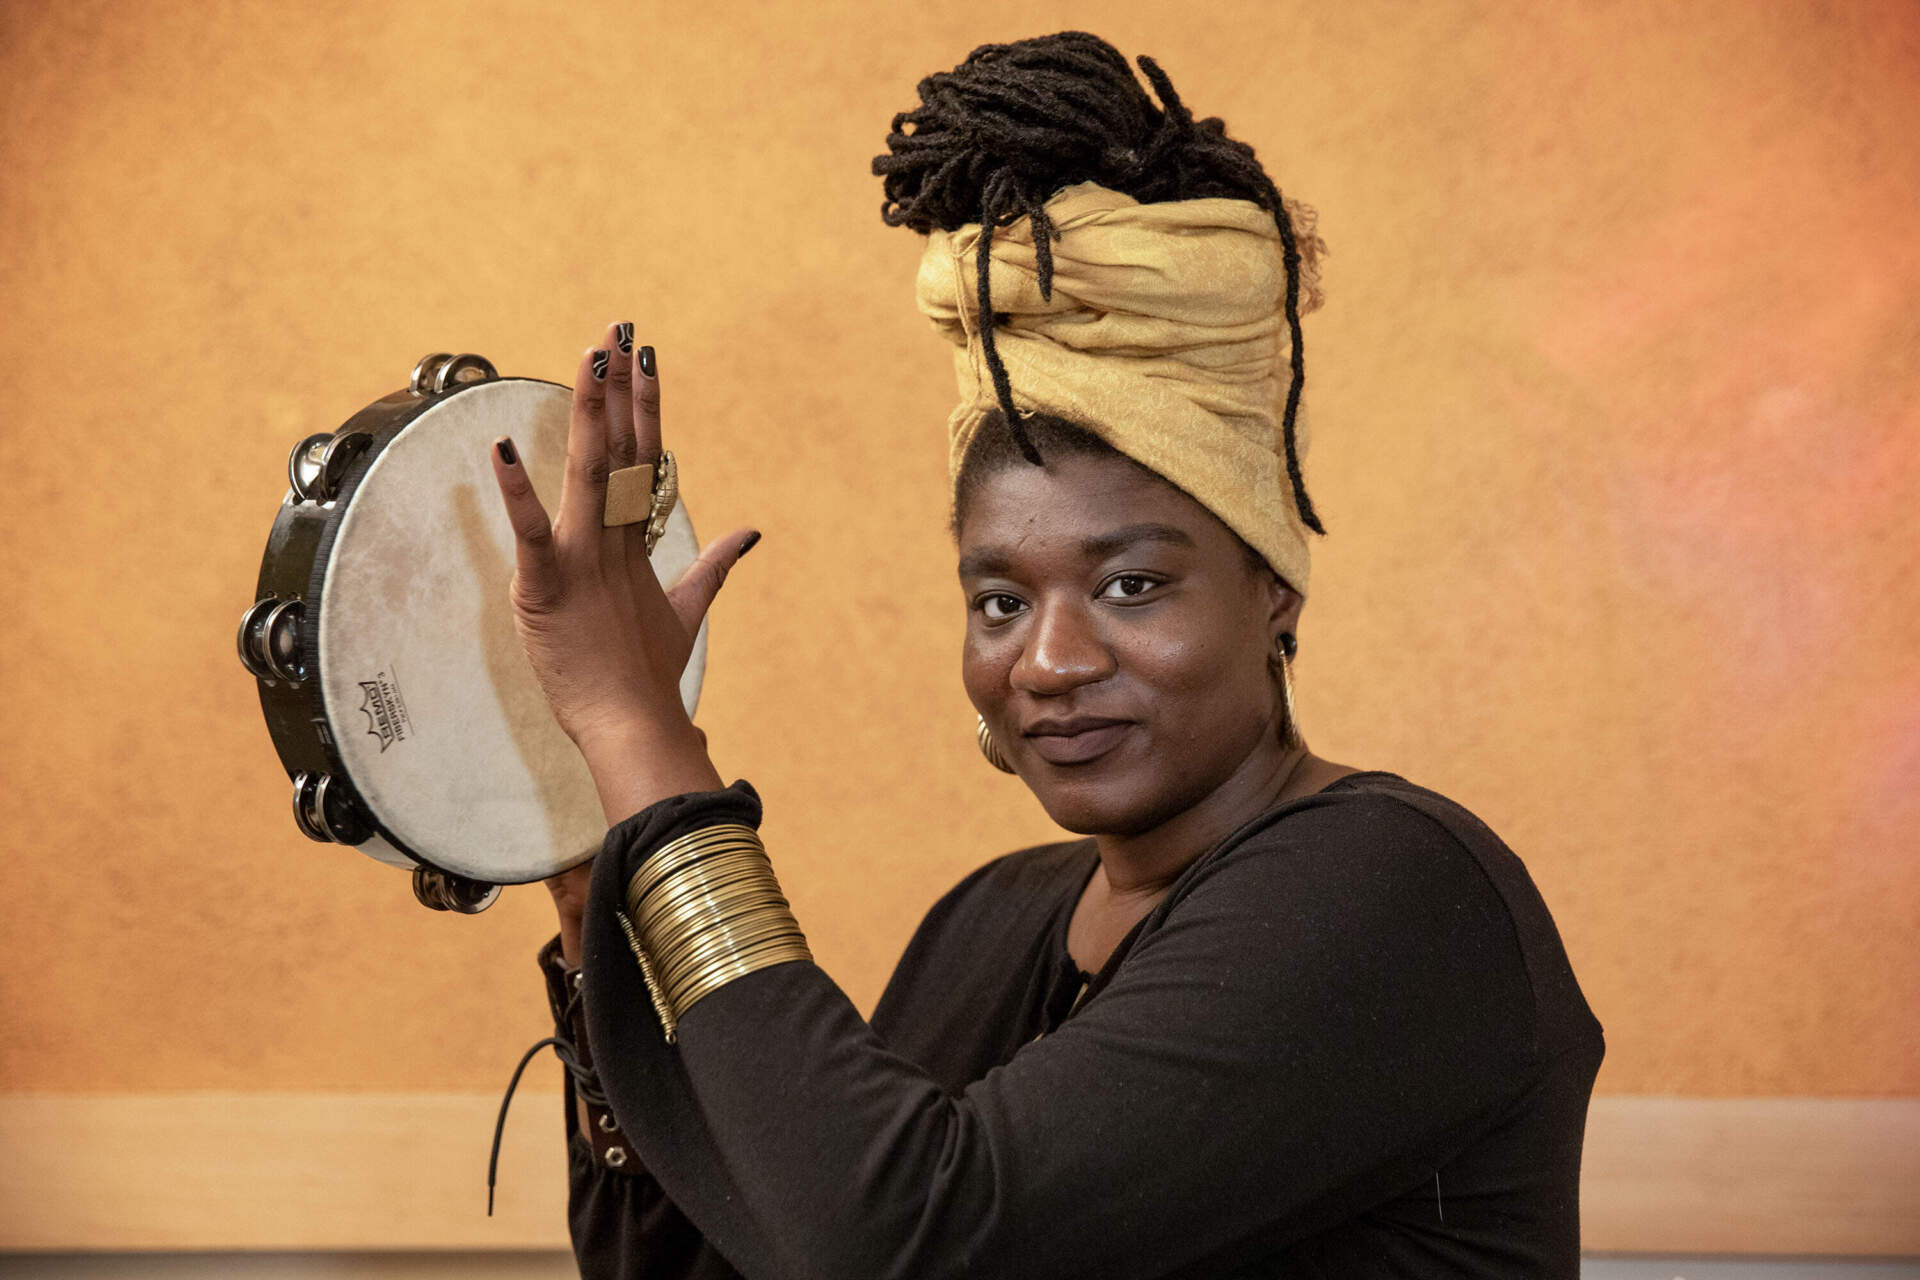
[1,0,1914,1099]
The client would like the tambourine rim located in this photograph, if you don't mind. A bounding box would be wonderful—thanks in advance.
[252,375,707,885]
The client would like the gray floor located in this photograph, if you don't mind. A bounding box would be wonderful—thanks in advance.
[0,1254,1916,1278]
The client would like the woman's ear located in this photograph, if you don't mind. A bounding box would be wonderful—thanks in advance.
[1264,572,1304,654]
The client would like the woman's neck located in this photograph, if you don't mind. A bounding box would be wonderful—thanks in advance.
[1092,741,1317,896]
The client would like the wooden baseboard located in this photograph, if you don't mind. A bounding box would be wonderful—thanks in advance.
[1,1094,1914,1254]
[0,1093,569,1251]
[1579,1097,1920,1255]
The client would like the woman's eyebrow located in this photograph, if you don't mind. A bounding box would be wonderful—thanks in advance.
[958,523,1195,580]
[1080,522,1195,560]
[957,547,1014,580]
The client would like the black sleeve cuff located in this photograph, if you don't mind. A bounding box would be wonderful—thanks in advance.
[600,778,764,889]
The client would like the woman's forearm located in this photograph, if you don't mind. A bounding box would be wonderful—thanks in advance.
[558,911,585,969]
[580,720,725,829]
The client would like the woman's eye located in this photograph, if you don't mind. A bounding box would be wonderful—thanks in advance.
[978,593,1024,621]
[1098,574,1158,600]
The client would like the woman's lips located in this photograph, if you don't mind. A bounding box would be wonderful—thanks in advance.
[1024,718,1133,765]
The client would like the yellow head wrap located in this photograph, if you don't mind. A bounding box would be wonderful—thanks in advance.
[915,179,1327,596]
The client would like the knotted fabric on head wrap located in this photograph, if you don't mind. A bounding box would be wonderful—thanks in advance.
[917,179,1328,597]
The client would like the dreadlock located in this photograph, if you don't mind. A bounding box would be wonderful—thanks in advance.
[873,30,1325,534]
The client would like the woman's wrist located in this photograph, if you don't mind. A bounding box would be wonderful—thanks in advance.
[577,716,724,827]
[556,912,585,969]
[588,779,805,1043]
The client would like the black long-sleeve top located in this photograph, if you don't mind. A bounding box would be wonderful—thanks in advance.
[556,770,1604,1278]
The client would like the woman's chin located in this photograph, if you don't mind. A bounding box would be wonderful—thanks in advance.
[1021,766,1170,838]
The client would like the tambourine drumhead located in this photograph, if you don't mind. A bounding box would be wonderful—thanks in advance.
[317,379,704,882]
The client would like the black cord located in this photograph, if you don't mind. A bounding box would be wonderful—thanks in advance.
[488,978,609,1216]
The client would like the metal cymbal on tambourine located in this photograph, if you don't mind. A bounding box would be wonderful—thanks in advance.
[238,354,706,913]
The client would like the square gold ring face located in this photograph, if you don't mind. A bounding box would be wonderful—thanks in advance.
[604,463,658,528]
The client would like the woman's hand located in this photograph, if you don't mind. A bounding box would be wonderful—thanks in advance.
[490,322,757,836]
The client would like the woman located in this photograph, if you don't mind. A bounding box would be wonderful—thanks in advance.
[494,32,1603,1279]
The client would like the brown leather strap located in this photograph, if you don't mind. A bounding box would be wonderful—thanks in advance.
[536,935,641,1175]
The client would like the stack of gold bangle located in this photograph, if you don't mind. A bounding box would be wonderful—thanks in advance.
[614,822,811,1043]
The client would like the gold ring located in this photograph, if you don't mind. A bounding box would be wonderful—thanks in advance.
[604,451,679,554]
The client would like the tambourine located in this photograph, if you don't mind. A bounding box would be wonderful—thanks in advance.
[237,353,705,913]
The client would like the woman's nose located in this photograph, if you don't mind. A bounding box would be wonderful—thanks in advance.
[1010,600,1115,695]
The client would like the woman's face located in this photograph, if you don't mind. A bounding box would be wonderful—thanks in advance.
[957,450,1299,837]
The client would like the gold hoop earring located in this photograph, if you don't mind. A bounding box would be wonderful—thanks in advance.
[976,715,1016,774]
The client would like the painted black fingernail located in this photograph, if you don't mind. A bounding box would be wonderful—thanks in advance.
[638,345,656,378]
[737,530,761,559]
[496,438,518,465]
[591,349,610,380]
[615,322,634,354]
